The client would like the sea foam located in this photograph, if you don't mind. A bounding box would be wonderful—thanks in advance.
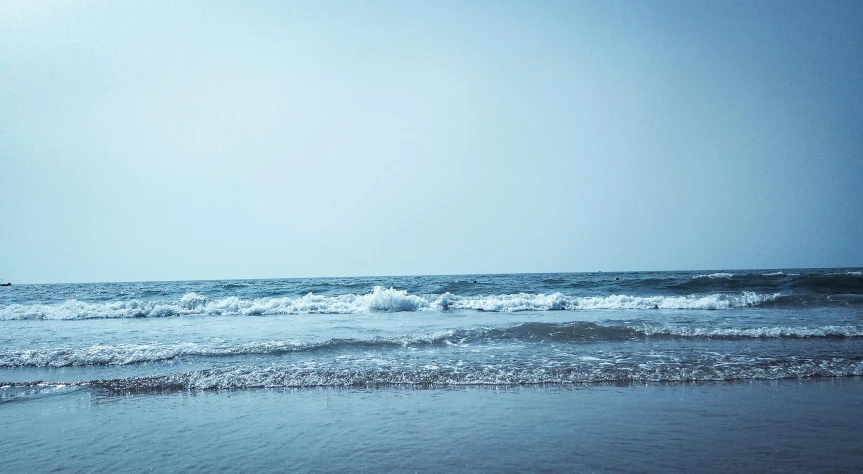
[71,357,863,390]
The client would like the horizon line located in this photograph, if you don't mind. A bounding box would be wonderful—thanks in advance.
[4,266,862,286]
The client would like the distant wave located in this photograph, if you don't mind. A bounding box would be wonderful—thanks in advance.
[692,273,734,279]
[5,322,860,367]
[671,271,863,295]
[0,288,784,320]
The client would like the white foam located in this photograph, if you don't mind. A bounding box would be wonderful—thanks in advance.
[566,292,777,310]
[90,358,863,389]
[434,292,779,311]
[0,341,303,367]
[0,332,461,367]
[824,271,862,276]
[431,292,571,312]
[634,325,863,338]
[0,288,783,320]
[691,273,734,279]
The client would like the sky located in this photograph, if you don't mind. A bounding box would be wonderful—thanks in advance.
[1,0,861,283]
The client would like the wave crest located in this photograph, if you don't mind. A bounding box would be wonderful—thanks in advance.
[692,273,734,279]
[0,288,783,320]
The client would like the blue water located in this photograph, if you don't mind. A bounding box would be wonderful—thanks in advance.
[2,269,862,471]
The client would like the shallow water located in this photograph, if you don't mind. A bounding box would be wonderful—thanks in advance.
[3,379,862,473]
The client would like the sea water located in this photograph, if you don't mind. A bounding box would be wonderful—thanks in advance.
[2,269,862,471]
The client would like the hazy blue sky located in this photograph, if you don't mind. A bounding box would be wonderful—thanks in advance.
[1,1,861,283]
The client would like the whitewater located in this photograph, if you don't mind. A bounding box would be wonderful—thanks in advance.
[0,287,783,320]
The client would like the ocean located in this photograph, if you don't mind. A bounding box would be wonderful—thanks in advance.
[2,269,862,472]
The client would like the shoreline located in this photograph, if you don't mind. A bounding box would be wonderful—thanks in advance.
[4,377,862,472]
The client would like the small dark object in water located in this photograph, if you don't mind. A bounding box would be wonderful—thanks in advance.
[0,282,11,287]
[615,277,620,280]
[473,280,477,284]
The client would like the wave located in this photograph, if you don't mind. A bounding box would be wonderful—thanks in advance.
[5,322,861,367]
[0,338,425,367]
[5,358,862,393]
[669,270,863,295]
[791,272,863,293]
[0,288,783,320]
[692,273,734,279]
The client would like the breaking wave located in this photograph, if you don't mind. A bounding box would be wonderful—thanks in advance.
[692,273,734,279]
[0,288,782,320]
